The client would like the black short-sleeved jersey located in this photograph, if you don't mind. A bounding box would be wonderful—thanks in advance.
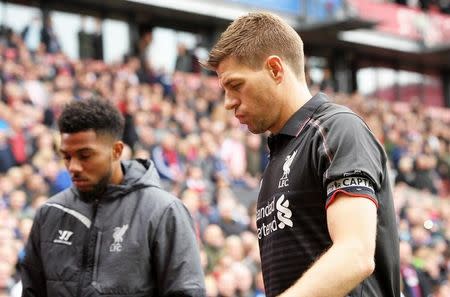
[257,93,400,297]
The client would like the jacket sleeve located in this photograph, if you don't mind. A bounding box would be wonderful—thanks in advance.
[20,209,47,297]
[152,200,206,297]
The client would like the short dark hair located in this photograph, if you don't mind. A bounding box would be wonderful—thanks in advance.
[204,12,304,78]
[57,98,124,140]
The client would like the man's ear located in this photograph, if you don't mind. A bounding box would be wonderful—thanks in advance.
[112,141,124,161]
[266,55,284,83]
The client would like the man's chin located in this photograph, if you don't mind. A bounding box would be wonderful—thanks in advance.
[248,125,265,134]
[74,184,94,193]
[74,174,110,201]
[76,184,104,201]
[77,188,97,201]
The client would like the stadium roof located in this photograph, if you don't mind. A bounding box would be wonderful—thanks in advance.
[299,16,450,70]
[5,0,450,70]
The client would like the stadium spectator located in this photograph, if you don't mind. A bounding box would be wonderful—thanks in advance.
[202,224,226,273]
[40,15,61,54]
[400,240,433,296]
[0,130,15,173]
[78,17,103,61]
[214,195,247,237]
[21,16,42,53]
[230,262,255,297]
[175,43,198,73]
[152,132,185,184]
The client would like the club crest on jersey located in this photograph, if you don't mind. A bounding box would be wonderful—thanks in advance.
[279,150,297,188]
[109,224,129,252]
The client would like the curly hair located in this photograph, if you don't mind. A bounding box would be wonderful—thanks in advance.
[57,98,124,140]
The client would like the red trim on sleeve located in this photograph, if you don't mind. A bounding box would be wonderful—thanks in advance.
[325,189,379,210]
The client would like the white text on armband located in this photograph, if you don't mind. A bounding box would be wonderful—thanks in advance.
[326,176,375,196]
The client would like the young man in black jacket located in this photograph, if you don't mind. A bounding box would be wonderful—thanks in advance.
[20,98,205,297]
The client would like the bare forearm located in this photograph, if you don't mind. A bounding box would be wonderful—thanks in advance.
[278,242,374,297]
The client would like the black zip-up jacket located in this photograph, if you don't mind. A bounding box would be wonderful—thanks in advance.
[21,159,206,297]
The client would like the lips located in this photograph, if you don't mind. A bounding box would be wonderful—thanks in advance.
[72,179,90,188]
[235,113,246,123]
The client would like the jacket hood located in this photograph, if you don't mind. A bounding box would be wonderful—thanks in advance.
[72,159,161,201]
[121,159,161,188]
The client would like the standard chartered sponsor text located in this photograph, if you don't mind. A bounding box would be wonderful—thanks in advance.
[257,195,293,239]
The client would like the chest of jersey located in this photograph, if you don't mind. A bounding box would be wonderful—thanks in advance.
[257,133,329,237]
[256,134,333,297]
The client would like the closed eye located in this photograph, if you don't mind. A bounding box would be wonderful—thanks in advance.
[230,83,242,91]
[78,154,91,161]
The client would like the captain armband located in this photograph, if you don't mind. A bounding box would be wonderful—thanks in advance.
[326,176,378,208]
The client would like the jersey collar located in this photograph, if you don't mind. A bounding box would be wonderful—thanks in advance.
[277,92,329,137]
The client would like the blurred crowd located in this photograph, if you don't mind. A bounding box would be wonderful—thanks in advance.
[1,17,450,297]
[381,0,450,13]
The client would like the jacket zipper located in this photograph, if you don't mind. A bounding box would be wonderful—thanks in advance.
[77,199,99,297]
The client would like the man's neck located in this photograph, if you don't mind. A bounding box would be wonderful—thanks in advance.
[274,82,312,134]
[110,162,124,185]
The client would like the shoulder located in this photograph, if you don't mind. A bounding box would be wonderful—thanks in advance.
[33,188,78,221]
[315,102,363,125]
[311,103,373,138]
[46,188,76,205]
[37,188,75,215]
[309,103,382,155]
[136,186,184,214]
[42,188,78,210]
[138,188,192,231]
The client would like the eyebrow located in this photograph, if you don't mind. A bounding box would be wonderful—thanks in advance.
[221,78,242,89]
[220,77,231,89]
[59,148,94,155]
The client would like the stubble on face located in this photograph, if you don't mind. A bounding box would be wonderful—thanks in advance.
[218,57,279,135]
[247,117,269,134]
[78,160,113,201]
[246,90,278,135]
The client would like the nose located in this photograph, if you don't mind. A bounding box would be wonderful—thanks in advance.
[224,94,239,111]
[67,158,82,174]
